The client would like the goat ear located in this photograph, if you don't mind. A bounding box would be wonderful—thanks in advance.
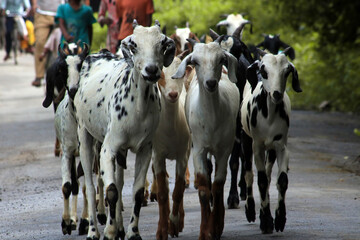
[246,61,260,90]
[216,20,229,28]
[163,37,176,67]
[120,36,134,68]
[224,51,238,83]
[289,62,302,92]
[172,53,193,79]
[42,68,54,108]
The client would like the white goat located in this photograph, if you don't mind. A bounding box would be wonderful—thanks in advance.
[240,48,302,234]
[172,39,239,240]
[170,23,200,56]
[216,13,252,39]
[74,21,175,240]
[152,51,192,240]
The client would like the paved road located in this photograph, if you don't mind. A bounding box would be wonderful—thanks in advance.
[0,51,359,240]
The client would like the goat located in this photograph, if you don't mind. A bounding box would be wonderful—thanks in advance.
[42,42,86,156]
[209,26,254,209]
[172,39,239,240]
[152,50,192,240]
[216,13,252,38]
[73,20,175,240]
[253,34,295,60]
[240,48,302,234]
[170,23,200,56]
[42,43,91,235]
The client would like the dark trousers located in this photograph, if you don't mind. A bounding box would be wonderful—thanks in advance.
[5,16,15,55]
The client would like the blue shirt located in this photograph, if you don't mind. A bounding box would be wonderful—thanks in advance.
[1,0,31,16]
[56,3,97,48]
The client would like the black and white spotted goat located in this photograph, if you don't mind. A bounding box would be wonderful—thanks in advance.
[74,20,175,240]
[42,42,87,156]
[172,39,239,240]
[240,48,302,234]
[49,44,109,236]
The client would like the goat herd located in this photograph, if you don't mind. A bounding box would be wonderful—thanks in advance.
[42,13,302,240]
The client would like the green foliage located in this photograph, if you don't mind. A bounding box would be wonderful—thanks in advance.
[91,13,108,52]
[91,1,360,113]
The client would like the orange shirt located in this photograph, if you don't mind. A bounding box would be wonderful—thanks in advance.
[116,0,154,40]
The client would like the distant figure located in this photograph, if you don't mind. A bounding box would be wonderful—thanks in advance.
[1,0,31,61]
[38,27,61,63]
[31,0,64,87]
[98,0,118,53]
[115,0,154,48]
[56,0,96,49]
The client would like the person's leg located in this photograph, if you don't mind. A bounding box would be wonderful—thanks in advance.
[32,13,54,87]
[4,16,14,60]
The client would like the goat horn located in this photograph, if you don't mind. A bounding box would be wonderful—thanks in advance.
[257,48,267,57]
[155,20,161,28]
[177,49,190,60]
[282,47,291,56]
[59,44,67,58]
[186,38,197,47]
[186,22,189,28]
[209,28,219,41]
[232,21,248,39]
[80,43,89,59]
[132,19,139,29]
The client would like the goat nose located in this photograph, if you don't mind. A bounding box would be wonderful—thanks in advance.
[206,80,217,91]
[168,91,178,100]
[145,65,158,75]
[273,91,283,102]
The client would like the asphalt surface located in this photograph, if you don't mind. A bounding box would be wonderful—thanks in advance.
[0,50,359,240]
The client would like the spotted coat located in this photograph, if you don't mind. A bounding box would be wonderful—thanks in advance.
[240,49,302,234]
[74,22,175,240]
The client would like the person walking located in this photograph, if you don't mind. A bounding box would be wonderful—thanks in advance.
[1,0,31,62]
[56,0,97,49]
[31,0,64,87]
[98,0,118,54]
[115,0,154,49]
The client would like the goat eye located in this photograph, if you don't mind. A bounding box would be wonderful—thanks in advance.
[260,65,267,79]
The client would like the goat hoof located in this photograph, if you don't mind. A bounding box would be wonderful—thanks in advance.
[260,209,274,234]
[61,219,72,235]
[71,219,77,230]
[97,213,107,225]
[79,218,89,235]
[117,229,126,240]
[150,192,157,202]
[87,237,99,240]
[245,198,256,222]
[227,193,240,209]
[128,235,142,240]
[275,207,286,232]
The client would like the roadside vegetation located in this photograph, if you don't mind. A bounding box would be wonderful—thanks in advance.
[92,0,360,113]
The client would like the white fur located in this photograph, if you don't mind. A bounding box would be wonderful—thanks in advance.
[173,42,239,239]
[152,56,191,238]
[217,13,250,37]
[74,25,175,240]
